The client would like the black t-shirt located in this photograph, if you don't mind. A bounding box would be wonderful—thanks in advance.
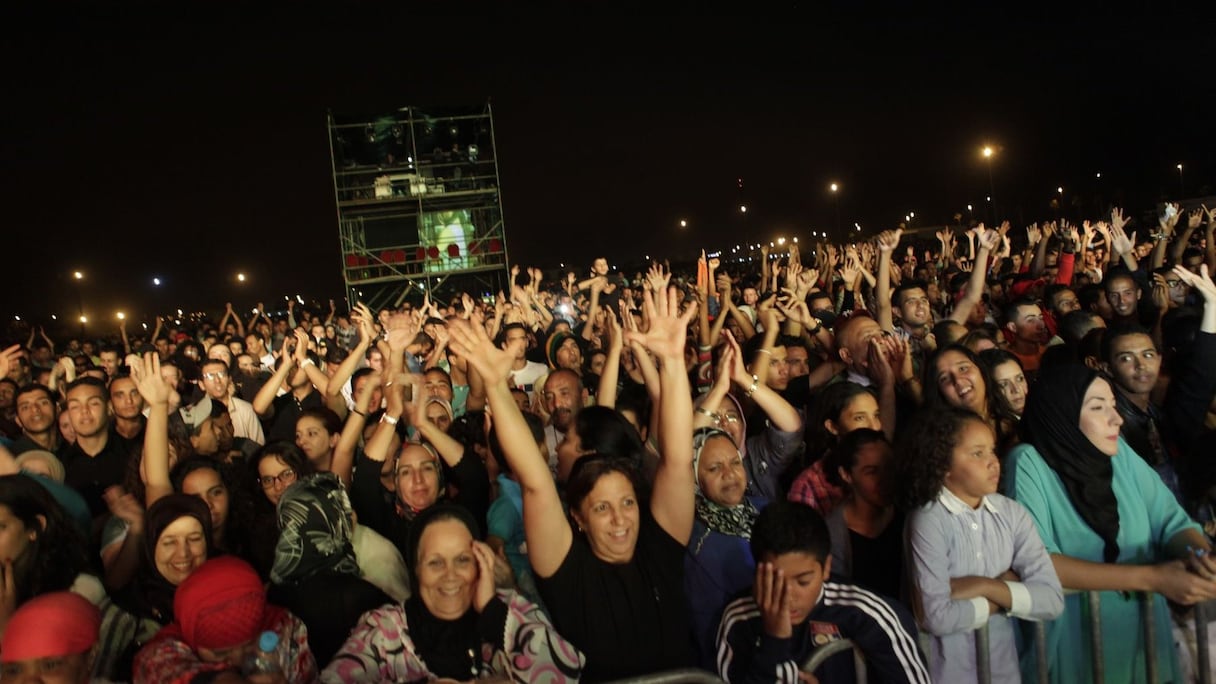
[266,390,325,443]
[848,512,905,601]
[537,514,694,681]
[61,434,134,518]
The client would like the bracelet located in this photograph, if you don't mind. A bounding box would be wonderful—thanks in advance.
[352,408,366,417]
[745,375,760,398]
[809,321,823,334]
[695,407,719,421]
[381,414,399,426]
[300,358,315,368]
[755,349,772,356]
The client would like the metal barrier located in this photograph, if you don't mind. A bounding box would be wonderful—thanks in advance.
[802,637,867,683]
[599,669,726,684]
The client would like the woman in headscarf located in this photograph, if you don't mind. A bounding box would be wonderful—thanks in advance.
[322,504,583,683]
[134,556,318,684]
[695,330,803,501]
[1005,364,1216,683]
[0,592,101,684]
[119,494,214,626]
[268,472,394,667]
[352,373,488,555]
[684,426,765,669]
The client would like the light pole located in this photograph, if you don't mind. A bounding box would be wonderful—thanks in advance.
[829,182,841,240]
[72,271,85,339]
[1178,163,1184,196]
[982,146,996,224]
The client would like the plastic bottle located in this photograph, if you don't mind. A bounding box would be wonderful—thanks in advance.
[242,630,282,675]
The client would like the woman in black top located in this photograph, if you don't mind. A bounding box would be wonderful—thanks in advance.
[449,283,698,681]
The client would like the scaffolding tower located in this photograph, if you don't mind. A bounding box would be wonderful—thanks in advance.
[328,102,510,311]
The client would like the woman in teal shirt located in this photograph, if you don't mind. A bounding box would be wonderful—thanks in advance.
[1006,364,1216,683]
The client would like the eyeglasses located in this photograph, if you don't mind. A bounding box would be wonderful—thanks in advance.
[258,468,296,489]
[1165,279,1183,288]
[202,371,228,381]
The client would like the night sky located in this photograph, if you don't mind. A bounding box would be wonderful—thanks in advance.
[3,4,1213,333]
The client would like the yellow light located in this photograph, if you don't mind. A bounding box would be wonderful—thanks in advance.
[237,273,246,282]
[829,183,838,192]
[679,219,687,228]
[73,271,83,280]
[116,312,125,320]
[982,146,993,158]
[79,315,87,323]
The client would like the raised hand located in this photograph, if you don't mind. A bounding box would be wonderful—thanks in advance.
[877,228,903,253]
[1160,203,1182,233]
[796,267,819,294]
[448,318,518,387]
[623,286,697,362]
[0,346,22,383]
[1151,274,1172,311]
[292,329,311,364]
[129,352,170,406]
[385,311,420,352]
[977,228,1001,252]
[1110,221,1134,255]
[1188,208,1204,230]
[1111,207,1130,234]
[644,262,670,294]
[1173,264,1216,301]
[1026,223,1042,246]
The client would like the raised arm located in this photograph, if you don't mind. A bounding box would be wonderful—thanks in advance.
[130,353,173,508]
[875,229,902,331]
[448,317,573,578]
[625,286,697,544]
[949,227,998,325]
[252,335,295,417]
[597,307,624,408]
[325,304,374,402]
[293,329,330,395]
[332,371,380,487]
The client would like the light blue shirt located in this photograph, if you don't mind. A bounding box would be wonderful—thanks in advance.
[907,488,1063,684]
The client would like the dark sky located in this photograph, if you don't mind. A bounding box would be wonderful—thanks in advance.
[3,4,1214,331]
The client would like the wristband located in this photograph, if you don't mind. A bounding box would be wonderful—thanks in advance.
[381,414,399,426]
[695,407,719,421]
[755,349,772,356]
[300,358,315,368]
[745,375,760,398]
[352,408,366,417]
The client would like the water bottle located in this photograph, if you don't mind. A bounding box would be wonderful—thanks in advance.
[242,630,282,675]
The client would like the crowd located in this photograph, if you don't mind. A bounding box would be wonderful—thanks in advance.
[1,203,1215,683]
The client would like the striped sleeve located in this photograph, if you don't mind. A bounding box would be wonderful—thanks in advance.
[715,597,800,684]
[822,582,931,684]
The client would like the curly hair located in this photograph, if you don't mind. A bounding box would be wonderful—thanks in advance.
[895,407,990,511]
[0,474,90,604]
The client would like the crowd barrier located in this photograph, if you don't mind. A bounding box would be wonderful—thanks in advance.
[600,595,1216,683]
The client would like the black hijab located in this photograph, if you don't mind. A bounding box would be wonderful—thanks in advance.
[132,494,214,623]
[1020,365,1120,562]
[402,504,485,680]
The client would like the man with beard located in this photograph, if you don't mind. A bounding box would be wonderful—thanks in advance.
[542,368,586,480]
[1003,300,1050,376]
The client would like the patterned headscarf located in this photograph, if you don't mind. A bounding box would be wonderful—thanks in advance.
[270,472,360,585]
[692,427,758,538]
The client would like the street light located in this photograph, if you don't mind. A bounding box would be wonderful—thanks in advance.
[71,270,85,339]
[1178,163,1184,195]
[679,219,687,228]
[829,182,841,238]
[152,277,162,286]
[237,273,247,283]
[981,145,997,223]
[116,312,125,321]
[739,205,747,213]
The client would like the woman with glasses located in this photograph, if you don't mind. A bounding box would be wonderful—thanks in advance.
[244,442,316,577]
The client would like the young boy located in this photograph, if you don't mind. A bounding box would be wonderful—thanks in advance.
[715,500,930,683]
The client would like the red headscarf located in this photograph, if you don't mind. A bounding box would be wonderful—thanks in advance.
[172,557,267,651]
[0,592,100,662]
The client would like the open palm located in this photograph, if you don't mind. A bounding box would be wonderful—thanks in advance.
[447,318,519,386]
